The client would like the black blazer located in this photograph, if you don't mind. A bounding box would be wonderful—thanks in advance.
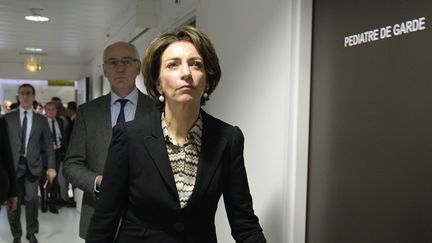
[86,109,266,243]
[0,116,16,202]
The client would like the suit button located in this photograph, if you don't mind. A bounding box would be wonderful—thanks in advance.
[174,222,185,232]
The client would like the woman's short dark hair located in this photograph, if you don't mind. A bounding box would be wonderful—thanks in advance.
[142,26,221,106]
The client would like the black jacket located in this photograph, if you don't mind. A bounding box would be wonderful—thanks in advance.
[0,116,16,201]
[86,109,266,243]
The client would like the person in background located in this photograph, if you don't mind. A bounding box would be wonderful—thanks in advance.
[4,83,56,243]
[86,26,266,243]
[0,115,18,215]
[39,101,67,214]
[60,101,78,206]
[63,41,154,239]
[51,97,69,131]
[9,100,19,111]
[2,99,12,114]
[48,100,75,207]
[65,101,77,143]
[32,101,43,114]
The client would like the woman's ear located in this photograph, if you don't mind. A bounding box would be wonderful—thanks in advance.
[206,81,210,93]
[156,80,162,94]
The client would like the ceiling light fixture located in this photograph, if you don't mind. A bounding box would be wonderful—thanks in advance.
[25,62,43,72]
[25,47,43,52]
[25,8,49,22]
[24,57,43,72]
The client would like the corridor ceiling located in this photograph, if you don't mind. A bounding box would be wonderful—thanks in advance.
[0,0,137,65]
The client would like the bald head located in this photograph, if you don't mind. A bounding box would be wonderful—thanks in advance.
[102,41,141,98]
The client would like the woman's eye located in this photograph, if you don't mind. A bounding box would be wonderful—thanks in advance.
[167,63,178,69]
[191,60,203,69]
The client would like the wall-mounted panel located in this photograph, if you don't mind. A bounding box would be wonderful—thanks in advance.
[308,0,432,242]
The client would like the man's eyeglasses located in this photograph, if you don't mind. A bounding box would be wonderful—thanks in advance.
[104,58,138,68]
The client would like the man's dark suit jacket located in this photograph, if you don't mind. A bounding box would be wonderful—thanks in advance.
[65,117,75,145]
[63,91,155,238]
[54,117,68,165]
[43,117,68,169]
[86,109,266,243]
[5,109,55,176]
[0,116,16,202]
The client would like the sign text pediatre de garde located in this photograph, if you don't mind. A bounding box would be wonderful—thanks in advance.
[344,17,426,47]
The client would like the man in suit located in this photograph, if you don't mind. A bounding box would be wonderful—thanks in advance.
[58,101,77,207]
[63,41,154,239]
[0,115,17,214]
[5,83,56,243]
[39,101,67,214]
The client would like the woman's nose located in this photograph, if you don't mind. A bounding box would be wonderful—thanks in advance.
[180,64,192,79]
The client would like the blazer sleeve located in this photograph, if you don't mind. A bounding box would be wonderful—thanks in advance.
[63,107,99,194]
[223,126,266,243]
[86,124,129,242]
[0,117,16,198]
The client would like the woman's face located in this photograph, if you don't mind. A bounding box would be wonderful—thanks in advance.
[158,41,207,106]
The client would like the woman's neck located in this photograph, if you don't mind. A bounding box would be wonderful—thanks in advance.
[164,101,200,145]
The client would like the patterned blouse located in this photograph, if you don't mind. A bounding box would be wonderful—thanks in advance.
[161,112,202,208]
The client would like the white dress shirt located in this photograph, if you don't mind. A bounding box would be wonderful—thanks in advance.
[110,88,138,127]
[19,106,33,156]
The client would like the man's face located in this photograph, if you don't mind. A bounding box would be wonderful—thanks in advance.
[3,100,11,112]
[45,104,57,119]
[18,86,35,109]
[103,43,140,97]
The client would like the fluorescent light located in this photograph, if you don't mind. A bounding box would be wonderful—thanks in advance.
[25,8,49,22]
[25,15,49,22]
[25,47,43,52]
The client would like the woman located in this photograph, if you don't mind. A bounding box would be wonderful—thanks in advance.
[86,26,266,243]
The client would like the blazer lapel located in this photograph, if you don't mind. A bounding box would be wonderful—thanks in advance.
[28,111,38,141]
[143,110,179,200]
[135,92,145,120]
[187,111,227,207]
[100,94,113,140]
[12,111,22,140]
[135,91,151,120]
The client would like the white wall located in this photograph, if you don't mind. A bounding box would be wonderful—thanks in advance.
[88,0,312,242]
[0,62,89,81]
[0,84,4,106]
[196,0,312,242]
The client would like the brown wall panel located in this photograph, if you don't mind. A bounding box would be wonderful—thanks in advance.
[308,0,432,242]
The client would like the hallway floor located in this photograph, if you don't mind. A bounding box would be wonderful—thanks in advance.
[0,205,84,243]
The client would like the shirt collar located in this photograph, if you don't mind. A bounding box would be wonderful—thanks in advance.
[19,106,33,114]
[161,112,202,147]
[110,88,138,105]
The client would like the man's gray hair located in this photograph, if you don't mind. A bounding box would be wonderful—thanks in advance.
[103,41,140,61]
